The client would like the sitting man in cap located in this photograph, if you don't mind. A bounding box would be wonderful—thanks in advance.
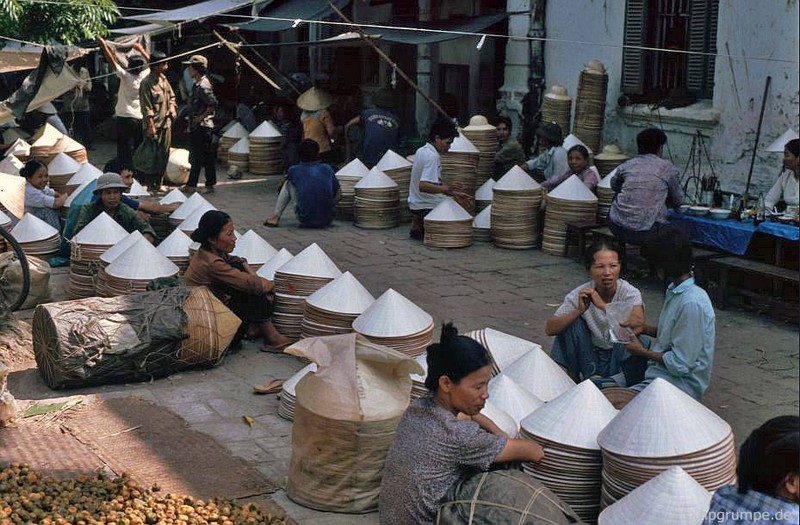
[263,139,341,228]
[183,54,218,194]
[521,121,568,183]
[344,87,401,168]
[101,158,181,216]
[73,173,156,243]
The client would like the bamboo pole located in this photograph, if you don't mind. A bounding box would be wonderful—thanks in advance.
[213,31,281,90]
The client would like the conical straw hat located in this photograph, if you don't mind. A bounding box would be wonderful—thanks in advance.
[256,248,293,280]
[376,149,412,171]
[230,229,277,264]
[276,242,341,279]
[353,288,432,337]
[495,166,541,191]
[47,152,81,176]
[336,158,369,178]
[595,144,628,160]
[449,133,480,154]
[766,128,799,152]
[354,167,397,189]
[410,352,428,383]
[179,202,217,233]
[284,363,318,396]
[545,84,571,101]
[503,345,576,402]
[105,238,179,279]
[101,231,144,264]
[222,121,249,139]
[73,212,129,245]
[548,174,598,202]
[562,133,592,155]
[60,136,84,153]
[473,205,491,228]
[0,209,12,226]
[124,179,150,197]
[229,136,249,154]
[169,192,212,220]
[597,378,732,458]
[67,163,103,186]
[0,154,24,175]
[2,127,28,143]
[425,198,472,222]
[584,59,606,74]
[296,87,332,111]
[480,328,538,371]
[64,180,92,208]
[31,123,63,147]
[160,188,187,205]
[11,213,59,242]
[598,168,617,189]
[488,374,545,426]
[481,400,518,438]
[0,171,26,219]
[156,228,193,258]
[30,122,60,142]
[250,120,283,138]
[475,179,495,200]
[5,138,30,158]
[306,271,375,314]
[597,466,712,525]
[521,380,616,449]
[464,115,496,131]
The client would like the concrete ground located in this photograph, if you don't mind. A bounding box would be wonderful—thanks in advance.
[6,143,799,524]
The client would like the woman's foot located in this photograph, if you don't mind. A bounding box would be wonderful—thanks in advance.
[263,215,280,227]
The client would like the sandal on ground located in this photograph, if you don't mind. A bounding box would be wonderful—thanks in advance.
[253,378,285,395]
[263,218,280,227]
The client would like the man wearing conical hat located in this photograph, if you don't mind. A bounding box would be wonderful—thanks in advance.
[73,173,156,243]
[343,87,400,168]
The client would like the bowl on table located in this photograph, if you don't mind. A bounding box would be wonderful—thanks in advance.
[679,204,691,214]
[688,206,711,217]
[709,208,731,220]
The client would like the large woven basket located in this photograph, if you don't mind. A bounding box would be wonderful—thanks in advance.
[179,286,242,366]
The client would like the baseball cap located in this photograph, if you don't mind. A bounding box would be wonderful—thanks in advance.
[182,55,208,68]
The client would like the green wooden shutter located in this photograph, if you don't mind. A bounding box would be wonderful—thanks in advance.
[687,0,719,97]
[621,0,648,95]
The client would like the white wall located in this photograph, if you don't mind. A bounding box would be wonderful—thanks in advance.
[542,0,799,197]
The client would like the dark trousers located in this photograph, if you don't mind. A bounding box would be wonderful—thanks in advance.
[65,111,93,148]
[187,127,218,188]
[609,221,687,259]
[115,116,143,167]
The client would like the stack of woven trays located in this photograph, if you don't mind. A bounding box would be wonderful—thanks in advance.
[541,85,572,137]
[300,271,375,338]
[375,150,413,223]
[335,158,369,221]
[491,166,543,249]
[572,60,609,154]
[353,288,433,357]
[249,120,284,176]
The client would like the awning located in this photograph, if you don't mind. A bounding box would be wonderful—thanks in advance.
[110,23,176,36]
[0,42,88,74]
[244,31,380,48]
[124,0,254,25]
[229,0,349,32]
[374,12,506,45]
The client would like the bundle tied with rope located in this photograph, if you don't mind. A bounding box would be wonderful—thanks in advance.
[32,286,241,389]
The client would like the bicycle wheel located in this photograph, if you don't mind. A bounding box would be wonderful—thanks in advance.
[0,227,31,311]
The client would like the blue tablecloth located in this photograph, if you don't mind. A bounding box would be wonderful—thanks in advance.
[668,210,799,255]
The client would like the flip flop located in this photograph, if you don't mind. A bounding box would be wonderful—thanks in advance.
[253,379,285,395]
[263,218,279,227]
[260,341,292,353]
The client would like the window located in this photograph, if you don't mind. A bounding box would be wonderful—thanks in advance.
[622,0,719,102]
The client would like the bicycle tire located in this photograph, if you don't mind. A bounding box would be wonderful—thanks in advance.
[0,227,31,311]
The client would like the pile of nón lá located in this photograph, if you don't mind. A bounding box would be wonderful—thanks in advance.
[353,167,400,229]
[375,150,413,223]
[461,115,498,188]
[490,166,543,249]
[300,271,375,338]
[353,288,434,357]
[542,174,599,256]
[423,198,473,249]
[335,158,368,221]
[68,213,129,298]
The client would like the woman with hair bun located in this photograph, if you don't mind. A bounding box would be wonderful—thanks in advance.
[183,210,290,351]
[380,323,581,525]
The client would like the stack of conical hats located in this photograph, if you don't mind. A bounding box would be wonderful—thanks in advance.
[410,353,428,399]
[230,229,277,271]
[301,271,375,338]
[96,231,143,296]
[353,288,434,357]
[481,401,519,438]
[179,285,242,367]
[0,154,24,175]
[572,60,609,154]
[594,145,628,176]
[61,180,91,219]
[472,205,492,242]
[156,228,193,274]
[502,344,576,402]
[375,150,413,223]
[475,179,495,212]
[249,120,284,176]
[598,466,712,525]
[353,167,399,229]
[58,135,88,164]
[66,163,102,194]
[424,198,473,248]
[29,124,64,162]
[150,188,186,239]
[597,378,737,507]
[47,153,81,194]
[165,148,191,185]
[273,243,342,339]
[596,168,616,222]
[541,85,572,137]
[5,139,30,162]
[11,214,61,257]
[0,171,25,220]
[521,380,618,522]
[278,363,317,421]
[256,248,294,280]
[124,179,150,198]
[218,121,249,167]
[335,158,369,221]
[488,374,544,428]
[168,193,212,227]
[441,133,480,212]
[69,213,130,298]
[227,137,249,173]
[464,327,533,374]
[178,201,218,235]
[102,238,180,296]
[543,175,598,256]
[563,133,592,155]
[461,115,498,188]
[491,166,543,249]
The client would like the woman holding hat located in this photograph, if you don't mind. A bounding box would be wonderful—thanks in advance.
[344,87,400,168]
[183,210,291,352]
[521,121,568,183]
[22,159,65,231]
[73,172,156,243]
[297,87,336,163]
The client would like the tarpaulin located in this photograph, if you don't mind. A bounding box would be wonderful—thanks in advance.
[228,0,349,33]
[124,0,254,24]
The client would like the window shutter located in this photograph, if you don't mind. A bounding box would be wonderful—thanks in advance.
[687,0,719,97]
[621,0,648,95]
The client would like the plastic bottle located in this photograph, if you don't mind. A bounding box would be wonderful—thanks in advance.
[754,193,766,226]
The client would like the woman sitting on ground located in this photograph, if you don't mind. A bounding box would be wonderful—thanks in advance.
[546,240,647,386]
[380,323,581,525]
[541,145,599,192]
[73,172,156,243]
[22,159,66,231]
[183,210,290,351]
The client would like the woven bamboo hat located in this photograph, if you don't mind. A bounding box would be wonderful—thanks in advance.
[488,374,545,426]
[548,174,598,202]
[425,198,472,222]
[178,201,218,234]
[100,231,144,265]
[306,271,375,315]
[464,115,496,131]
[277,242,340,279]
[481,400,518,438]
[229,136,249,154]
[766,128,799,152]
[5,138,30,159]
[502,344,576,402]
[222,121,249,139]
[105,238,179,279]
[495,166,541,191]
[297,87,332,111]
[563,133,592,155]
[11,213,58,242]
[160,188,187,205]
[250,120,283,138]
[353,288,433,338]
[0,171,26,219]
[169,192,212,221]
[475,179,495,200]
[0,154,24,176]
[595,145,628,161]
[124,179,150,198]
[336,158,369,179]
[375,149,412,171]
[256,248,294,280]
[155,229,192,258]
[72,211,129,245]
[230,229,277,266]
[598,168,617,189]
[67,163,103,187]
[473,327,537,371]
[354,167,397,189]
[450,133,480,153]
[47,152,81,176]
[473,205,491,228]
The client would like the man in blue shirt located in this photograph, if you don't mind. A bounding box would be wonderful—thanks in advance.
[344,87,401,168]
[263,139,341,228]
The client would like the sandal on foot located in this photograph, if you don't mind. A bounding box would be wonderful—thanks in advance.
[263,218,279,227]
[260,341,292,353]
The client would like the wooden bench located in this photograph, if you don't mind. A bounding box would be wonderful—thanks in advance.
[564,220,604,261]
[709,257,800,312]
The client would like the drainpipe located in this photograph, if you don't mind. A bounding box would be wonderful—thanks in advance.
[498,0,531,137]
[521,0,546,154]
[415,0,433,136]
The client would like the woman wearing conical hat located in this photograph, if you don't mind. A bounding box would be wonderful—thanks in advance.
[297,87,336,164]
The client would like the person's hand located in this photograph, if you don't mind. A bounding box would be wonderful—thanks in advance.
[145,125,156,139]
[529,441,545,463]
[620,318,645,336]
[577,287,596,313]
[53,193,67,208]
[625,337,647,356]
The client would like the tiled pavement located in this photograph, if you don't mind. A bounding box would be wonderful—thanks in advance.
[9,171,799,524]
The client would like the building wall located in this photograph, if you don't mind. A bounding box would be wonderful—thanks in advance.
[539,0,799,197]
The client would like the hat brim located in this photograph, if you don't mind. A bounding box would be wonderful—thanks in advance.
[297,89,333,111]
[94,184,128,193]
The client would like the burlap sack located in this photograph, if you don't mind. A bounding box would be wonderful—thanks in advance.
[0,253,51,310]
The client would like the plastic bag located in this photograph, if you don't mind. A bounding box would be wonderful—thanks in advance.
[133,138,168,176]
[606,301,635,343]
